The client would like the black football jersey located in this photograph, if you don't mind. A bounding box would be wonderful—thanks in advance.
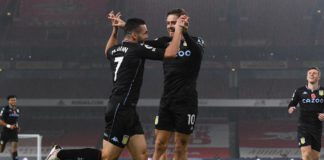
[289,86,324,127]
[106,42,164,105]
[147,32,204,101]
[0,105,20,131]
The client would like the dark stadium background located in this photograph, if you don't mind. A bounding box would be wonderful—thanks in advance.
[0,0,324,159]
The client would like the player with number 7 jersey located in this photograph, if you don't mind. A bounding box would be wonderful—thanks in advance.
[102,16,186,159]
[108,42,169,104]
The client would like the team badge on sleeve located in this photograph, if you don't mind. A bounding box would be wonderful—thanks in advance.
[319,90,324,96]
[197,37,205,48]
[141,44,156,52]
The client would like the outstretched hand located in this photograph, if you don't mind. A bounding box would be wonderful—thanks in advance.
[107,11,125,28]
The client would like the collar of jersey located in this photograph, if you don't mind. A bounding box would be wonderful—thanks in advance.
[305,85,321,91]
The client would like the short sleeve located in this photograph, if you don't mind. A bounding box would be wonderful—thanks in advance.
[144,37,170,49]
[0,107,6,121]
[136,44,165,60]
[288,89,300,108]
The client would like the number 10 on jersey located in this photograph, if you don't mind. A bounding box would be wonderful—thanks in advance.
[187,114,196,125]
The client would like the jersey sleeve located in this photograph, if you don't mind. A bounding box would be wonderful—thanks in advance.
[137,44,165,60]
[144,37,169,49]
[183,32,204,57]
[0,107,6,121]
[106,47,113,60]
[16,108,19,126]
[288,89,300,108]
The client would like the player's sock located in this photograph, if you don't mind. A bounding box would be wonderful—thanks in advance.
[57,148,101,160]
[11,151,18,160]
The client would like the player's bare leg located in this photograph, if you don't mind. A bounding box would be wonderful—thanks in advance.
[0,143,5,153]
[153,130,172,160]
[173,132,190,160]
[301,146,314,160]
[11,142,17,153]
[126,134,148,160]
[11,142,18,160]
[101,140,123,160]
[311,149,320,160]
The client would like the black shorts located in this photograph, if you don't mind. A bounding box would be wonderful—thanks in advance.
[0,130,18,145]
[297,125,322,152]
[103,100,144,148]
[155,98,198,134]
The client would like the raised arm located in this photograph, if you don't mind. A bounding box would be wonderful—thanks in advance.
[104,11,125,57]
[163,15,187,58]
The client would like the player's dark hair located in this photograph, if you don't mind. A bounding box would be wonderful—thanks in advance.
[124,18,146,35]
[167,8,187,17]
[307,66,321,76]
[7,95,16,100]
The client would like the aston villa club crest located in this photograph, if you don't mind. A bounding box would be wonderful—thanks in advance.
[300,137,306,145]
[122,135,129,145]
[319,90,324,96]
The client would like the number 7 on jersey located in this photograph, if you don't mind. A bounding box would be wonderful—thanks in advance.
[114,57,124,81]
